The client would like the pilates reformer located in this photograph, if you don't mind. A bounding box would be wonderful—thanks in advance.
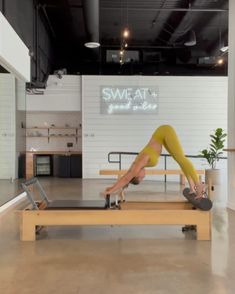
[19,177,211,241]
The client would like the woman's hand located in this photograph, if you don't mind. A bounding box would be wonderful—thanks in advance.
[103,186,113,197]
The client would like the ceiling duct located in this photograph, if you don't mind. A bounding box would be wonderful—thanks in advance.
[184,30,196,46]
[83,0,100,48]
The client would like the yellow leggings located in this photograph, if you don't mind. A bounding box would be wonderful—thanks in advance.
[152,125,199,183]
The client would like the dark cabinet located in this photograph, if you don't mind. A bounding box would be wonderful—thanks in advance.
[70,155,82,178]
[58,155,71,178]
[18,153,26,178]
[54,154,82,178]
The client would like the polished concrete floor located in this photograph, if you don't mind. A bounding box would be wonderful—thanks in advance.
[0,179,24,206]
[0,178,234,294]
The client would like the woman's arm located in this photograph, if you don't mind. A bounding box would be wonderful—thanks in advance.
[104,154,148,195]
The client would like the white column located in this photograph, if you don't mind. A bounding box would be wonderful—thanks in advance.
[227,0,235,210]
[0,74,16,180]
[0,12,30,82]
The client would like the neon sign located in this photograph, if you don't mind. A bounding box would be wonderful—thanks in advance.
[100,86,159,114]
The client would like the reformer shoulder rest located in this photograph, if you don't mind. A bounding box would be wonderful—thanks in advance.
[182,188,213,211]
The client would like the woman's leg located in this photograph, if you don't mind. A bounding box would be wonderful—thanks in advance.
[161,125,203,194]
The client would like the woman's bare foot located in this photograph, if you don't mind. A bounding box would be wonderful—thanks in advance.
[195,183,207,199]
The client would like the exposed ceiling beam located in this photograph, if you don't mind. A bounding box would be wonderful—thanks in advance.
[101,45,183,49]
[40,4,57,39]
[101,8,227,12]
[43,4,82,9]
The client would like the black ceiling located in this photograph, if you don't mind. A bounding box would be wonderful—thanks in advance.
[33,0,229,75]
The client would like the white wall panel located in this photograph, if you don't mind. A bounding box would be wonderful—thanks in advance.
[227,0,235,210]
[26,112,82,152]
[0,12,30,81]
[26,75,81,111]
[82,76,227,180]
[0,74,15,179]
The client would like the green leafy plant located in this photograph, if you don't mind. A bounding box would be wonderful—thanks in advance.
[199,128,227,169]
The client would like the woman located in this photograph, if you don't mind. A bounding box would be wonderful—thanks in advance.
[104,125,205,199]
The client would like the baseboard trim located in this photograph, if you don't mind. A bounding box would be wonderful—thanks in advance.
[227,201,235,211]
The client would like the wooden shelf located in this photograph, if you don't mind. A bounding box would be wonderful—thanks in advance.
[50,127,80,130]
[26,127,82,143]
[26,127,49,129]
[26,126,80,129]
[49,135,82,138]
[27,135,81,138]
[27,135,49,138]
[224,148,235,152]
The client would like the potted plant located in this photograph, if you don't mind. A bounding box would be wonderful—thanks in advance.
[199,128,227,185]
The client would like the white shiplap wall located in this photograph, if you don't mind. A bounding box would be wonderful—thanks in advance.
[82,75,227,179]
[15,79,26,178]
[26,112,82,152]
[0,74,15,179]
[26,75,82,152]
[0,12,30,81]
[26,75,81,111]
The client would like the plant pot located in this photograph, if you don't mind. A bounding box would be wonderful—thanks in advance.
[205,169,221,185]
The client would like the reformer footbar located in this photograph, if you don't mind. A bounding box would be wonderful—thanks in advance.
[182,187,213,211]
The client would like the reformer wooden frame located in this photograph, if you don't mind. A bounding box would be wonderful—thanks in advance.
[19,200,211,241]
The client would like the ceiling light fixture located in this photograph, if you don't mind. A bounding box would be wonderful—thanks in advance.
[84,42,100,48]
[119,0,131,65]
[217,58,224,65]
[123,28,130,38]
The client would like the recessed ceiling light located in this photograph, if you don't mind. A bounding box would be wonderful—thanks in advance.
[220,46,228,53]
[84,42,100,48]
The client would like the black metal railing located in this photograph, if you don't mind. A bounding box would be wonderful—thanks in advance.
[107,151,227,182]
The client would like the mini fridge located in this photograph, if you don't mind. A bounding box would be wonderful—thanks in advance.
[35,155,53,176]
